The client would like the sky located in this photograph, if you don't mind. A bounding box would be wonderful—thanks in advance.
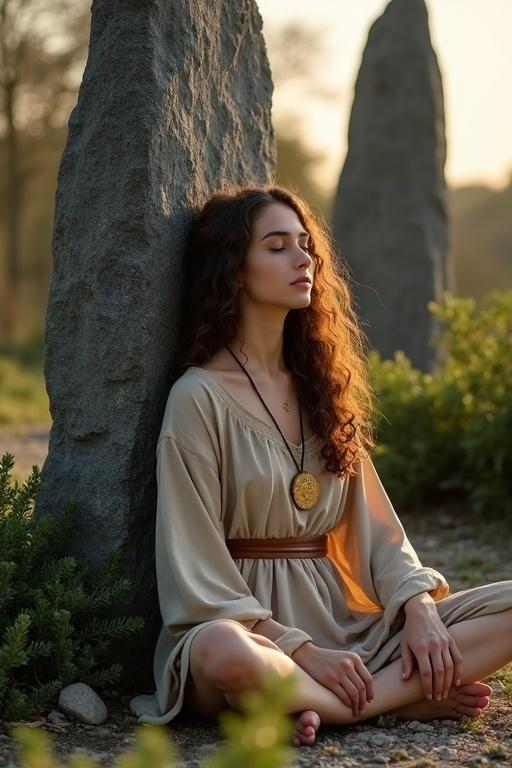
[256,0,512,192]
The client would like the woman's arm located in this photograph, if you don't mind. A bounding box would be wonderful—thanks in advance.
[156,435,272,630]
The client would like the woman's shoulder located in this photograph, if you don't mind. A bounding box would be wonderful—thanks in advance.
[158,367,221,443]
[167,366,215,402]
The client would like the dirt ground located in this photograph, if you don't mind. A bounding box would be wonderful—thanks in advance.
[1,427,511,767]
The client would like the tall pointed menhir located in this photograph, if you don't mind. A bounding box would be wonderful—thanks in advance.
[332,0,453,370]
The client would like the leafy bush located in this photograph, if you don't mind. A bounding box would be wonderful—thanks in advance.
[370,291,512,515]
[10,672,297,768]
[0,452,145,721]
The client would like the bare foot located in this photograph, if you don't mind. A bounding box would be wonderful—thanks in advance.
[292,710,321,746]
[391,681,493,721]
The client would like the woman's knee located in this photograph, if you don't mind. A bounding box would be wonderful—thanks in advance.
[190,620,262,688]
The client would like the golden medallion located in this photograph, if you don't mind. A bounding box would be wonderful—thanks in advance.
[291,471,320,510]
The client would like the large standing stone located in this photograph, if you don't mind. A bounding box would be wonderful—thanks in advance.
[35,0,275,690]
[332,0,452,370]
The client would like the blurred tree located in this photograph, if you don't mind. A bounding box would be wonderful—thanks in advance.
[447,175,512,297]
[264,21,335,220]
[275,127,330,221]
[0,0,90,339]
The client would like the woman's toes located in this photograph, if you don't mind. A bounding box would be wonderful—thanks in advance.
[457,682,493,697]
[294,710,321,746]
[455,693,490,708]
[455,704,483,718]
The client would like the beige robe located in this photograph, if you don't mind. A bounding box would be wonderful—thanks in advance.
[129,366,512,724]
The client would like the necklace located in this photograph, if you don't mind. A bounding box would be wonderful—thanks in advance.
[224,346,320,510]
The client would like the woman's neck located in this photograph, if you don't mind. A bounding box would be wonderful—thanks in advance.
[229,307,288,376]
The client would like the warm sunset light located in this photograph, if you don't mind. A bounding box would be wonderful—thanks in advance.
[257,0,512,192]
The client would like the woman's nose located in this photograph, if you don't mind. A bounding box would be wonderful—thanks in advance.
[294,245,313,266]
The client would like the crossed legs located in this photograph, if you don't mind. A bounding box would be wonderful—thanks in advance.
[183,608,512,735]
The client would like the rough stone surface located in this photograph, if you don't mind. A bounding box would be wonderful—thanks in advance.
[35,0,275,690]
[331,0,452,370]
[58,683,108,725]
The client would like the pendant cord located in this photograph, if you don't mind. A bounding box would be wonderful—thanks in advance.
[224,345,304,473]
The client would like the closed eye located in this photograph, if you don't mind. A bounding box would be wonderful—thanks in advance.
[269,244,310,253]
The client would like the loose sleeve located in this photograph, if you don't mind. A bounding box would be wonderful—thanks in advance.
[327,456,449,628]
[155,435,272,633]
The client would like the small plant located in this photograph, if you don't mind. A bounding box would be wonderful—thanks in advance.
[389,747,411,763]
[10,671,298,768]
[483,742,508,760]
[12,721,178,768]
[0,452,145,720]
[203,672,297,768]
[487,663,512,698]
[459,714,484,733]
[376,712,399,729]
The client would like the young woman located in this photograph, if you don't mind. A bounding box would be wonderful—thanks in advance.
[130,184,512,747]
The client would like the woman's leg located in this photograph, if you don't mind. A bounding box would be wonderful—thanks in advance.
[184,609,512,726]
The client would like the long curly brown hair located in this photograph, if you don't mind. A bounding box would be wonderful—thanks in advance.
[171,183,374,477]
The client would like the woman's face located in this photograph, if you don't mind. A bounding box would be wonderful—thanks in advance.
[240,202,316,311]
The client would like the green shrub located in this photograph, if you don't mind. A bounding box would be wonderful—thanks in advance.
[10,672,297,768]
[0,452,145,721]
[370,291,512,515]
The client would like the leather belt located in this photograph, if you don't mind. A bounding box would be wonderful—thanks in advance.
[225,534,328,559]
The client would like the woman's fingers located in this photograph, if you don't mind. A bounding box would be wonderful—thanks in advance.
[327,654,375,717]
[449,636,463,687]
[333,682,353,710]
[430,647,446,700]
[441,645,454,698]
[348,668,367,715]
[355,658,375,702]
[418,651,433,699]
[417,636,461,700]
[341,675,362,716]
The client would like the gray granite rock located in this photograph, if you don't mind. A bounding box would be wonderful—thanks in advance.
[59,683,108,725]
[332,0,452,370]
[35,0,275,690]
[366,731,396,746]
[407,720,435,733]
[436,745,458,759]
[47,709,68,724]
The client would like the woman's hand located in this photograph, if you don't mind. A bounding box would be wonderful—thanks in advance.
[401,593,463,701]
[291,642,374,717]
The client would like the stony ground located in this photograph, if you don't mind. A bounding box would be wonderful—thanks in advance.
[0,427,511,767]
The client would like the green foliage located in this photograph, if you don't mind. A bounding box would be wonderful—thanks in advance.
[370,291,512,515]
[487,662,512,698]
[10,672,297,768]
[482,742,509,760]
[0,333,45,371]
[0,344,51,426]
[203,672,296,768]
[459,714,484,734]
[0,452,145,721]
